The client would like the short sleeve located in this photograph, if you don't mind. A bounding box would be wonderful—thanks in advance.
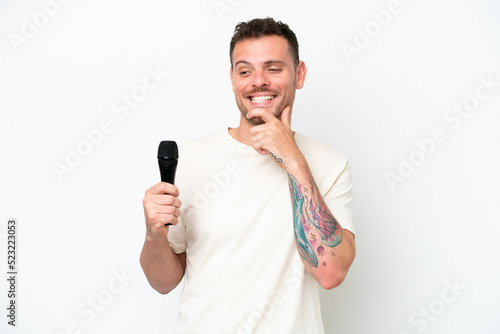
[323,161,356,236]
[167,211,188,254]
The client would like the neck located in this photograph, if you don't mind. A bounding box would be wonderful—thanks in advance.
[228,114,254,146]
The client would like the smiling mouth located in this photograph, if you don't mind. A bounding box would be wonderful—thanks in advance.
[249,95,277,102]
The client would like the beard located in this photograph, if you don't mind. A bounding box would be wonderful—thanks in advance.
[235,87,295,125]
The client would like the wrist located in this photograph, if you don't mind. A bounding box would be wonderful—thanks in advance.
[145,230,169,244]
[284,154,308,175]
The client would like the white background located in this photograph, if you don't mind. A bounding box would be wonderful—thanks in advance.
[1,0,499,333]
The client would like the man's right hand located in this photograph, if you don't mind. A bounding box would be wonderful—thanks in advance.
[143,182,182,241]
[141,182,185,294]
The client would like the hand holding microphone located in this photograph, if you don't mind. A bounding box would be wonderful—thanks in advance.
[142,141,181,240]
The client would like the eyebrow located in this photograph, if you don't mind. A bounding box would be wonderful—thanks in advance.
[234,60,250,68]
[234,60,287,68]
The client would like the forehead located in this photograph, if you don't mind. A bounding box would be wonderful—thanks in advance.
[232,35,293,66]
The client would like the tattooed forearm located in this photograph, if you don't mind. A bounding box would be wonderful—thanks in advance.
[289,174,318,267]
[267,150,283,164]
[288,172,343,268]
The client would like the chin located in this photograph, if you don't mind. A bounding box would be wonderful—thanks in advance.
[247,116,265,126]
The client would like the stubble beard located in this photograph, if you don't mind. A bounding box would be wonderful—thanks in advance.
[235,89,295,126]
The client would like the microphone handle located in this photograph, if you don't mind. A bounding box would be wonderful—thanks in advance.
[159,164,177,185]
[159,162,177,226]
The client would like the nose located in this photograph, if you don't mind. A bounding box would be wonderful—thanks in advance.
[252,69,270,88]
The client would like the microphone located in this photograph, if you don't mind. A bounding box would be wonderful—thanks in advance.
[157,140,178,226]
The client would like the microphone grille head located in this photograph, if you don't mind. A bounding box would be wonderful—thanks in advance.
[157,141,178,160]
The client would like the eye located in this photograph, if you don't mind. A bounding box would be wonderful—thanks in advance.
[268,68,282,73]
[238,69,251,77]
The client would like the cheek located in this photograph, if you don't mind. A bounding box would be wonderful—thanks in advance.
[233,82,246,95]
[232,81,239,93]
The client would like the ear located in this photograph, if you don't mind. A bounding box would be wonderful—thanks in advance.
[230,67,235,93]
[295,61,307,90]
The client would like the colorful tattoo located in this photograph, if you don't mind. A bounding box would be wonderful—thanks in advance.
[289,174,318,267]
[306,178,343,247]
[288,172,343,268]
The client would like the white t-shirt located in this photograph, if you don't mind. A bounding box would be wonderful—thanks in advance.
[168,129,355,334]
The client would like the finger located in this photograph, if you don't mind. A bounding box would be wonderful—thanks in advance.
[155,213,178,226]
[144,202,180,224]
[249,136,267,155]
[246,107,263,119]
[250,140,267,155]
[150,182,180,197]
[254,144,268,155]
[146,209,179,225]
[280,106,292,128]
[248,131,267,154]
[156,205,181,217]
[247,108,277,123]
[152,194,182,208]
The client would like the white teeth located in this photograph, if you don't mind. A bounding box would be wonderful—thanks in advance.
[250,95,274,102]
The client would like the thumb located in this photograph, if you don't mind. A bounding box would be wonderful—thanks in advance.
[280,106,292,128]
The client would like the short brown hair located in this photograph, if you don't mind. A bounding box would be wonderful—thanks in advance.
[229,17,300,68]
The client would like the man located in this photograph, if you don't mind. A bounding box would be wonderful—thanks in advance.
[140,17,356,333]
